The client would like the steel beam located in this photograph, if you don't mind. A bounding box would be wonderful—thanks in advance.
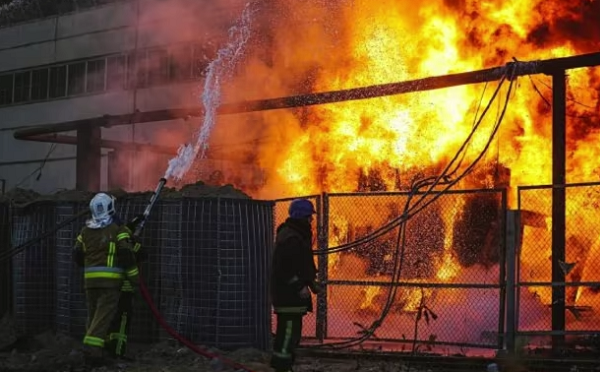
[216,52,600,115]
[76,125,101,192]
[12,108,203,139]
[551,70,567,354]
[24,134,178,155]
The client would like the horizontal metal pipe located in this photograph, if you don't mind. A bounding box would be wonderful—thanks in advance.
[10,52,600,142]
[216,51,600,115]
[25,134,178,155]
[518,281,600,287]
[12,108,204,139]
[327,280,500,289]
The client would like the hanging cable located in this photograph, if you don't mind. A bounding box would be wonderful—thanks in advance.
[317,69,512,256]
[307,68,517,350]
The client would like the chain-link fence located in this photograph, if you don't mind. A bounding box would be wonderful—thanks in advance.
[273,190,507,351]
[324,189,507,350]
[517,183,600,342]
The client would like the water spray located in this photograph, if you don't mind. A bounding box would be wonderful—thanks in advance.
[163,2,256,182]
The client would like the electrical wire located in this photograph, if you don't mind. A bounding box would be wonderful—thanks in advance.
[533,75,598,110]
[13,143,57,188]
[316,71,511,256]
[307,66,518,350]
[529,75,599,120]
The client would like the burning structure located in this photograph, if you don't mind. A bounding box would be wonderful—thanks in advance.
[2,0,600,353]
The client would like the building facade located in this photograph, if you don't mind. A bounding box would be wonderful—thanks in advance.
[0,0,245,194]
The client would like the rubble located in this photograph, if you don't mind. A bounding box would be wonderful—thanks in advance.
[0,313,18,352]
[0,333,440,372]
[162,181,251,199]
[0,181,251,207]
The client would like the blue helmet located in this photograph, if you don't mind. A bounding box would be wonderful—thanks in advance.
[289,198,316,219]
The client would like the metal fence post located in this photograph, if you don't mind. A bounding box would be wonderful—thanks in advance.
[316,193,329,342]
[497,189,508,350]
[505,209,519,354]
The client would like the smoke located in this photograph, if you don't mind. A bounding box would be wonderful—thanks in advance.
[201,0,351,198]
[103,0,250,190]
[164,1,255,181]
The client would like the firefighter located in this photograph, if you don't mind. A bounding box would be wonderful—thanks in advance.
[270,198,323,372]
[72,193,140,365]
[105,214,146,360]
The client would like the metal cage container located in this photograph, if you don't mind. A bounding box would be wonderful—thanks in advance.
[160,197,274,351]
[11,201,57,335]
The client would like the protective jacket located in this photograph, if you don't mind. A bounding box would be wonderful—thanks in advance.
[270,218,317,314]
[73,223,140,289]
[115,216,146,292]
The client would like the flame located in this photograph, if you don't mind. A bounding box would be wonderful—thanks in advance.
[202,0,600,330]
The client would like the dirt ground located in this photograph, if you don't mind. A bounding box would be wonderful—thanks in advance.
[0,313,450,372]
[0,333,442,372]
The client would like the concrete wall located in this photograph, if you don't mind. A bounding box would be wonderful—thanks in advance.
[0,83,200,193]
[0,0,245,194]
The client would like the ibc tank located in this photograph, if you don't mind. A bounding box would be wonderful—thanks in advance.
[11,201,57,334]
[161,197,274,351]
[54,197,162,343]
[0,201,12,317]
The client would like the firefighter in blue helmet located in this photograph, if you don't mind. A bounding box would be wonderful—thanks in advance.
[72,193,140,365]
[270,198,323,372]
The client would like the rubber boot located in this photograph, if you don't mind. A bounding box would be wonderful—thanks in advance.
[82,345,106,367]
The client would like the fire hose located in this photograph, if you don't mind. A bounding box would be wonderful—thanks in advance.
[132,178,256,372]
[0,179,256,372]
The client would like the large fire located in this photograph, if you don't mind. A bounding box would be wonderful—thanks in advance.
[179,0,600,343]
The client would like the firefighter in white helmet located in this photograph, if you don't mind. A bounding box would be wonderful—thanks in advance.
[72,193,140,365]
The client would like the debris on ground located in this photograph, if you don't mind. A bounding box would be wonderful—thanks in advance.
[0,188,43,205]
[162,181,251,199]
[0,181,251,207]
[0,313,18,352]
[0,330,449,372]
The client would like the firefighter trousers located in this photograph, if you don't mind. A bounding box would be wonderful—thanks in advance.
[270,313,303,372]
[105,289,134,357]
[84,288,122,350]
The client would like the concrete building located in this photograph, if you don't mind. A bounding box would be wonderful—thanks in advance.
[0,0,246,194]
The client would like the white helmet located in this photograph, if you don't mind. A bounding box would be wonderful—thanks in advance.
[89,193,116,220]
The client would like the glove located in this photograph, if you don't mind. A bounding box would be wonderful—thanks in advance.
[126,214,145,231]
[299,286,311,299]
[309,281,324,295]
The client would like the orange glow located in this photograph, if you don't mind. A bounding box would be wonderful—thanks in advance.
[196,0,600,328]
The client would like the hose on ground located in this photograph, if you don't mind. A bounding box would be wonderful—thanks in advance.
[138,271,257,372]
[0,207,257,371]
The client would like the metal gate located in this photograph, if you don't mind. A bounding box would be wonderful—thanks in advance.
[274,188,508,352]
[515,182,600,350]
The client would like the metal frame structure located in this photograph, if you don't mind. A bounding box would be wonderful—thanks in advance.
[274,189,508,351]
[516,182,600,347]
[11,51,600,352]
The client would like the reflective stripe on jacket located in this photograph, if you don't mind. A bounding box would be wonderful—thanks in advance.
[74,223,137,289]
